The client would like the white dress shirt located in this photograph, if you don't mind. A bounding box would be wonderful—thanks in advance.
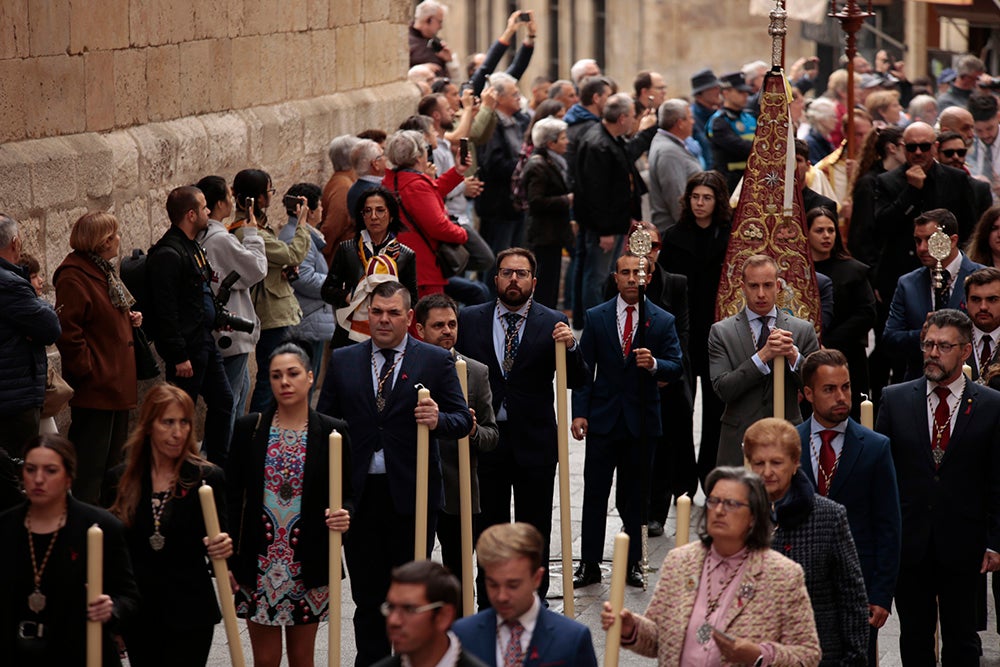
[494,594,541,666]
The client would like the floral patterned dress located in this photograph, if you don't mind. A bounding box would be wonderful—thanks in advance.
[236,425,328,625]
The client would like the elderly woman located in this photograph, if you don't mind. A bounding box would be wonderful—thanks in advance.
[54,211,142,504]
[804,97,839,164]
[745,418,869,666]
[601,467,820,667]
[522,116,573,308]
[382,129,470,299]
[0,434,139,666]
[866,89,905,128]
[322,187,418,347]
[103,384,231,666]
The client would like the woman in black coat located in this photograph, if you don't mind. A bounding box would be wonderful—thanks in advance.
[103,383,231,667]
[807,207,877,418]
[522,117,574,308]
[322,187,418,347]
[226,342,353,667]
[0,434,139,667]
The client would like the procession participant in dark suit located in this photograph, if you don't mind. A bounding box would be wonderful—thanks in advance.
[228,343,353,667]
[317,281,472,665]
[796,349,901,665]
[372,560,489,667]
[572,252,683,587]
[0,434,139,667]
[745,418,869,666]
[103,384,232,667]
[876,309,1000,664]
[452,522,598,667]
[963,267,1000,381]
[708,254,820,467]
[414,293,499,601]
[456,248,587,607]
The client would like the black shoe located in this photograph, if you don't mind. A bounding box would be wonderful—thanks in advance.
[626,562,644,588]
[648,520,664,537]
[572,561,601,587]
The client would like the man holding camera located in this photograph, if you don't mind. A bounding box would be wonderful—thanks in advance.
[148,186,234,465]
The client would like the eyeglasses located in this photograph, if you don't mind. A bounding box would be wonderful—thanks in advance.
[379,601,444,617]
[920,340,962,353]
[498,268,532,279]
[362,206,388,218]
[940,147,968,158]
[705,496,751,512]
[904,142,933,153]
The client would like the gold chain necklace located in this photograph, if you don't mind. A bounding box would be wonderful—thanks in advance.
[25,510,66,613]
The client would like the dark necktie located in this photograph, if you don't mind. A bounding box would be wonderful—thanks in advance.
[817,430,837,496]
[983,141,994,185]
[756,316,771,352]
[622,305,635,357]
[375,348,395,413]
[935,269,952,311]
[502,312,522,377]
[502,620,525,667]
[981,336,993,374]
[931,386,952,466]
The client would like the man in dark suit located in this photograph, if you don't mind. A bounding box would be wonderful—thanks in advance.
[317,280,473,666]
[797,349,901,665]
[456,248,587,607]
[708,254,820,466]
[936,131,993,221]
[876,309,1000,665]
[965,267,1000,382]
[883,208,983,380]
[373,560,488,667]
[414,293,500,602]
[452,523,599,667]
[573,253,683,586]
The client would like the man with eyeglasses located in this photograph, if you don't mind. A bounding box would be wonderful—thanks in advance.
[373,560,488,667]
[883,208,982,380]
[937,130,994,219]
[876,308,1000,665]
[873,121,976,333]
[570,253,683,588]
[456,247,587,608]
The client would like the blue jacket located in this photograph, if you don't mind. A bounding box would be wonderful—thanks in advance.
[452,604,598,667]
[0,257,61,414]
[278,217,335,342]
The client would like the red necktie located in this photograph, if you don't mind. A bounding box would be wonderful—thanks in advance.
[622,305,635,357]
[817,429,837,496]
[503,620,524,667]
[932,386,952,456]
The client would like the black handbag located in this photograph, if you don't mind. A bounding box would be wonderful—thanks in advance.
[133,326,160,380]
[393,172,470,278]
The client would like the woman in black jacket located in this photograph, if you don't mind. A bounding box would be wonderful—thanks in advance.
[103,383,231,667]
[522,116,573,308]
[227,342,353,667]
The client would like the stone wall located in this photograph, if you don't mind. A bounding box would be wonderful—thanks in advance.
[0,0,419,274]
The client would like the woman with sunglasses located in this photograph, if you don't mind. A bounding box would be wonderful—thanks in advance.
[600,466,821,667]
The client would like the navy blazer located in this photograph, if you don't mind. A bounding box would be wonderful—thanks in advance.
[452,604,598,667]
[796,419,901,610]
[883,254,983,379]
[457,302,588,467]
[876,378,1000,570]
[316,335,472,515]
[572,297,683,437]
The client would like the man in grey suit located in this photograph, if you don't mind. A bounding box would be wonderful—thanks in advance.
[709,254,820,466]
[415,293,499,602]
[647,99,702,234]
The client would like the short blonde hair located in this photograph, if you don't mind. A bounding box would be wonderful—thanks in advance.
[475,522,542,571]
[70,211,118,254]
[742,417,802,461]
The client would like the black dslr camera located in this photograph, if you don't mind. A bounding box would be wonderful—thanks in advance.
[214,271,256,349]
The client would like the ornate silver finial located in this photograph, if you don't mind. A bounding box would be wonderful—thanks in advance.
[928,225,951,289]
[768,0,788,67]
[629,227,653,287]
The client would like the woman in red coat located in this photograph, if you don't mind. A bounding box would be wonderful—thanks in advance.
[383,129,470,298]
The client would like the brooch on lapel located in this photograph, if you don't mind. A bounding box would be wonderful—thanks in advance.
[685,574,698,592]
[401,373,409,381]
[738,581,755,601]
[965,398,972,415]
[529,647,539,660]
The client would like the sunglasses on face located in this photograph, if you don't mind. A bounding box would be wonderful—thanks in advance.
[905,142,933,153]
[940,147,968,158]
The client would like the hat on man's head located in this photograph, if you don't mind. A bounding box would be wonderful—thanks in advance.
[938,68,957,85]
[690,68,722,95]
[719,72,753,93]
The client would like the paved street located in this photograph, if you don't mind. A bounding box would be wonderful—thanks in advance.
[199,378,1000,666]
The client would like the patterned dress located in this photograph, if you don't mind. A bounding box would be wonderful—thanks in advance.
[236,425,329,625]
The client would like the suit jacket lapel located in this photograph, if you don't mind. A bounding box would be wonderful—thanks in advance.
[829,420,863,497]
[385,336,417,411]
[524,607,553,666]
[798,428,818,488]
[511,304,544,372]
[720,549,765,631]
[479,608,499,660]
[942,381,975,468]
[736,310,757,361]
[601,301,623,362]
[918,270,934,314]
[912,380,935,468]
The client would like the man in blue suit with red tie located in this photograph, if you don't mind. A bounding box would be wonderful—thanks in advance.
[452,522,598,667]
[796,349,901,665]
[570,253,683,587]
[317,280,473,666]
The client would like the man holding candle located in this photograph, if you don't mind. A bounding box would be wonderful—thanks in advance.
[796,349,901,665]
[570,252,683,588]
[316,280,473,666]
[708,254,819,467]
[876,308,1000,664]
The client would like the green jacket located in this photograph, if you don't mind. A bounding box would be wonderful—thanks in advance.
[234,218,310,330]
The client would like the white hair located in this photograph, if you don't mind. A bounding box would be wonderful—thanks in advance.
[741,60,768,80]
[570,59,598,85]
[805,97,838,123]
[0,214,17,250]
[532,117,568,147]
[328,134,361,171]
[487,72,518,96]
[414,0,446,22]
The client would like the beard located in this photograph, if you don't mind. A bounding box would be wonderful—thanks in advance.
[499,284,532,308]
[923,358,954,383]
